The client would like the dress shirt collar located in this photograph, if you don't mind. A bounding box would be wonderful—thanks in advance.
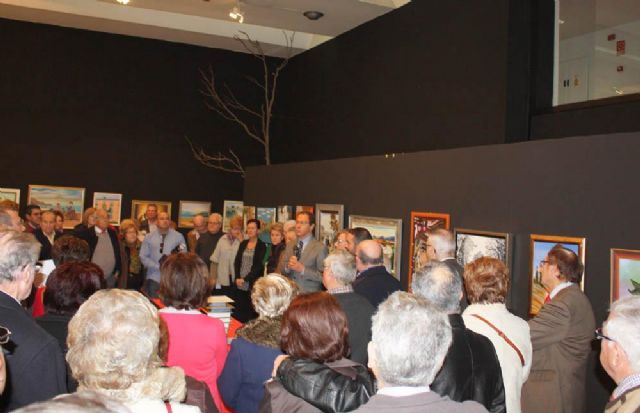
[550,281,574,299]
[94,226,106,235]
[299,233,312,248]
[377,386,430,397]
[613,373,640,400]
[328,285,354,295]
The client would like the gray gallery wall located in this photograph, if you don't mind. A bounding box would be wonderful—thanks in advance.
[244,130,640,412]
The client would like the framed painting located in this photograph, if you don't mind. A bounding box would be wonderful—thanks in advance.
[529,234,586,316]
[408,211,450,283]
[243,205,256,228]
[315,204,345,249]
[256,207,277,243]
[296,205,314,215]
[131,200,172,222]
[223,200,244,232]
[611,249,640,302]
[27,184,85,229]
[277,205,293,223]
[455,228,512,269]
[178,201,211,228]
[0,188,20,205]
[93,192,122,226]
[349,214,402,280]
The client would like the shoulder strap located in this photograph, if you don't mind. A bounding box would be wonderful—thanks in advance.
[165,402,173,413]
[471,313,525,367]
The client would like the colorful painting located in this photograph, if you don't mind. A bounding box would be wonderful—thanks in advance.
[256,207,277,243]
[0,188,20,205]
[529,234,585,316]
[408,212,450,285]
[277,205,293,223]
[611,249,640,302]
[315,204,344,249]
[223,200,244,233]
[131,200,172,222]
[349,214,402,280]
[178,201,211,228]
[455,228,512,269]
[93,192,122,226]
[295,205,314,215]
[243,206,256,228]
[27,184,85,229]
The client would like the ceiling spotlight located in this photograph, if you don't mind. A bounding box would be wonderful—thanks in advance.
[116,0,130,4]
[303,10,324,20]
[229,6,245,23]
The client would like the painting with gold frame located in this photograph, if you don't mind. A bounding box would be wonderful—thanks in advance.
[529,234,586,316]
[610,248,640,302]
[407,211,450,286]
[27,184,85,229]
[178,201,211,228]
[93,192,122,226]
[0,188,20,205]
[131,200,172,223]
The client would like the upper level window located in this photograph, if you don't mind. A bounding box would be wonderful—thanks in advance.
[555,0,640,105]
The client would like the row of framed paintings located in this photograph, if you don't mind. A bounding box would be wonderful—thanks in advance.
[1,185,213,231]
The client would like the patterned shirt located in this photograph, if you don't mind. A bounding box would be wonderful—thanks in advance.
[328,285,354,295]
[613,373,640,399]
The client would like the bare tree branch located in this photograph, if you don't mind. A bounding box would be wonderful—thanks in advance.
[193,30,296,172]
[186,137,245,177]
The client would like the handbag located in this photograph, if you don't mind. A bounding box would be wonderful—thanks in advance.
[470,313,525,366]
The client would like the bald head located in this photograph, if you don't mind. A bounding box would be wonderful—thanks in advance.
[356,239,384,272]
[94,209,109,231]
[193,214,206,234]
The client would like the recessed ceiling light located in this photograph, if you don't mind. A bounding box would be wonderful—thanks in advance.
[116,0,130,4]
[303,11,324,21]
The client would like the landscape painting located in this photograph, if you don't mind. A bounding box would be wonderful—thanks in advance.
[178,201,211,228]
[349,214,402,279]
[93,192,122,226]
[27,184,85,229]
[611,249,640,302]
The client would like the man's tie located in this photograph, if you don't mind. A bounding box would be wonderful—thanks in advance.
[295,241,303,260]
[544,294,551,304]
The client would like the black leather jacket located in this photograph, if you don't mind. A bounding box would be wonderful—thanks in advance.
[276,358,375,413]
[431,314,506,413]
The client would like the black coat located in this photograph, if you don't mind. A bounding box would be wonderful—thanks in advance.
[0,291,67,411]
[431,314,506,413]
[76,226,121,274]
[33,229,60,261]
[352,265,401,309]
[231,239,266,323]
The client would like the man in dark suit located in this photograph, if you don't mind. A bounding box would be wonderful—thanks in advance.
[412,261,505,413]
[322,250,374,365]
[426,228,468,310]
[22,204,41,234]
[33,210,60,261]
[352,240,400,309]
[276,211,328,292]
[0,230,67,411]
[195,213,224,267]
[77,209,121,288]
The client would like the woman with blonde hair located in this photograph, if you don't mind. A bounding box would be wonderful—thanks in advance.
[218,274,298,413]
[66,289,198,412]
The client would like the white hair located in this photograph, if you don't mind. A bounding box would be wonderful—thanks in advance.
[251,273,299,318]
[0,230,40,283]
[411,261,461,313]
[12,391,130,413]
[429,229,456,260]
[607,295,640,373]
[371,292,452,386]
[324,251,356,285]
[209,213,222,222]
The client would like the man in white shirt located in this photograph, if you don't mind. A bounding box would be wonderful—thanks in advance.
[33,210,59,261]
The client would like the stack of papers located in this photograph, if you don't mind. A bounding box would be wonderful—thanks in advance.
[207,295,234,334]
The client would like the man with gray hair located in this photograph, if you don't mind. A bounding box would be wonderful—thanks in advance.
[323,250,374,364]
[354,291,487,412]
[425,228,468,309]
[187,214,207,253]
[195,213,224,268]
[0,230,67,410]
[0,205,23,231]
[412,262,505,413]
[599,295,640,412]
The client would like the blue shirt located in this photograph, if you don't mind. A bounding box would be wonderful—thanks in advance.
[140,229,186,282]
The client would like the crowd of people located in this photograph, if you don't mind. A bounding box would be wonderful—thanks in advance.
[0,199,638,413]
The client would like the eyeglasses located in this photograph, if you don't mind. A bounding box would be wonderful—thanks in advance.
[595,327,614,342]
[0,326,11,345]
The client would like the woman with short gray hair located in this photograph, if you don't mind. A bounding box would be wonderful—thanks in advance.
[218,273,298,413]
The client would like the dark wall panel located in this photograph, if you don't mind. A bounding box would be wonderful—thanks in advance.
[1,18,265,219]
[245,131,640,413]
[271,0,510,163]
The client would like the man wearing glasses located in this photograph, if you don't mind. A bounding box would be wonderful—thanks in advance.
[0,230,67,410]
[598,296,640,413]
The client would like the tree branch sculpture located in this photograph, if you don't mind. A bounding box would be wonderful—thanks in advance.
[188,31,295,177]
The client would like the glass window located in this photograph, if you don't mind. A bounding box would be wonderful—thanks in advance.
[555,0,640,105]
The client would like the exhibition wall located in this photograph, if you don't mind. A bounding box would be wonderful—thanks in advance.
[0,18,266,219]
[245,130,640,413]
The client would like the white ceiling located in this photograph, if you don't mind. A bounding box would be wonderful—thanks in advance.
[0,0,411,57]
